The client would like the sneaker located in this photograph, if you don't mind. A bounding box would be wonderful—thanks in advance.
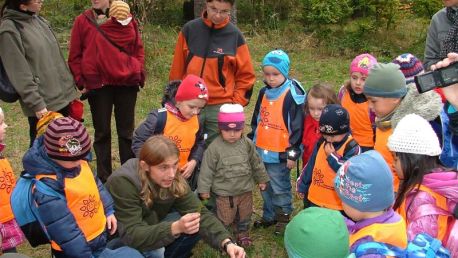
[253,218,276,228]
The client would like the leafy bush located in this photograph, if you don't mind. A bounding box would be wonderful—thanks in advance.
[302,0,352,26]
[408,0,443,18]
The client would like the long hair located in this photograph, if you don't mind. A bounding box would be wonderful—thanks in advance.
[1,0,31,18]
[393,152,439,210]
[138,135,188,208]
[304,83,338,114]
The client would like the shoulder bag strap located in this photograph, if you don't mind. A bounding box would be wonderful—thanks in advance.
[83,13,128,55]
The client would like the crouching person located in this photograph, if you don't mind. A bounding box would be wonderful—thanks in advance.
[106,135,246,258]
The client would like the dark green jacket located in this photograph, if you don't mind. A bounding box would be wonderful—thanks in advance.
[0,9,77,116]
[106,158,231,252]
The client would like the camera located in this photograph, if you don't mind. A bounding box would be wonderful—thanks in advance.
[414,61,458,93]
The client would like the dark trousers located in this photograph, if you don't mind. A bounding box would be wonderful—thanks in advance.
[28,105,70,147]
[88,86,138,182]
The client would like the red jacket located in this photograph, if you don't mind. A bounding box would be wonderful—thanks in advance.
[68,10,145,90]
[301,114,320,167]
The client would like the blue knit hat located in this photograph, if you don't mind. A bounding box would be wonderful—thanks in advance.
[334,150,394,212]
[262,49,290,78]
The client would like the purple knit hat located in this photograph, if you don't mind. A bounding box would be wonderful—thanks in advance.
[392,53,424,84]
[44,117,91,161]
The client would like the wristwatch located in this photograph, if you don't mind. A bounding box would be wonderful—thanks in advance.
[223,239,237,253]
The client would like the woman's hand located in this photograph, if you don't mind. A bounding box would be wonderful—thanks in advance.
[171,212,200,235]
[106,214,117,235]
[431,53,458,109]
[35,108,48,119]
[180,160,197,179]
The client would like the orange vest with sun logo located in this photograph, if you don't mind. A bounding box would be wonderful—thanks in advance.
[0,158,16,223]
[341,90,374,148]
[374,127,400,191]
[163,110,199,168]
[255,89,290,152]
[36,161,106,251]
[308,136,354,210]
[350,218,408,248]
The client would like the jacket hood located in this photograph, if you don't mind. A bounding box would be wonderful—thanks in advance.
[423,169,458,203]
[391,84,442,128]
[1,8,34,22]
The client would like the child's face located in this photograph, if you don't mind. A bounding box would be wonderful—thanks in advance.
[141,156,179,189]
[367,96,401,118]
[53,159,82,169]
[350,72,367,94]
[263,66,285,88]
[342,202,364,221]
[0,114,7,143]
[176,99,207,120]
[322,133,346,143]
[392,153,404,180]
[220,129,243,143]
[206,1,232,25]
[307,96,326,121]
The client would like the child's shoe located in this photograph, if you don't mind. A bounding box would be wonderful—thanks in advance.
[236,232,253,248]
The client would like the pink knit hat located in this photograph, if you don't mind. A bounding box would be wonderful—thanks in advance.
[218,104,245,130]
[350,53,377,76]
[175,74,209,102]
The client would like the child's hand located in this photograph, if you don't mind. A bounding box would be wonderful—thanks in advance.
[180,160,197,179]
[296,192,305,200]
[200,193,210,199]
[324,142,335,156]
[258,183,267,191]
[106,214,117,235]
[286,159,295,169]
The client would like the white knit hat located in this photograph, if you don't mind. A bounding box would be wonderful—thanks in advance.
[387,114,441,156]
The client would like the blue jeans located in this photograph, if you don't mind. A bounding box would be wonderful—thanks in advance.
[96,246,144,258]
[261,162,293,221]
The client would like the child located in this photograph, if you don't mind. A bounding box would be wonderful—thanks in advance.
[197,104,269,247]
[388,114,458,256]
[21,117,141,258]
[302,83,338,167]
[0,107,25,253]
[109,1,132,25]
[339,53,377,152]
[284,207,349,258]
[248,49,305,235]
[334,150,408,252]
[132,74,208,190]
[296,104,360,210]
[363,63,443,191]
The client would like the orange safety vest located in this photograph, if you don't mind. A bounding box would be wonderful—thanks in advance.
[0,158,16,223]
[341,90,374,148]
[256,89,290,152]
[36,161,106,251]
[308,136,354,210]
[374,127,400,191]
[398,185,450,242]
[163,110,199,168]
[350,218,408,248]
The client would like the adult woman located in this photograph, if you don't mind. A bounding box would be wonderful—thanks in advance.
[68,0,145,182]
[169,0,255,145]
[0,0,78,147]
[106,135,245,258]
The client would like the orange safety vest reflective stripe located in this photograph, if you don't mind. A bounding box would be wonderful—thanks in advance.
[163,110,199,168]
[374,127,400,191]
[350,218,408,248]
[308,136,354,210]
[341,90,374,148]
[36,161,106,251]
[398,185,450,242]
[256,89,290,152]
[0,158,16,223]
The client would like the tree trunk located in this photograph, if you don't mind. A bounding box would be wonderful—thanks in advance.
[193,0,237,24]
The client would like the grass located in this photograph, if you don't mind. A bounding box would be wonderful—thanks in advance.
[4,15,426,257]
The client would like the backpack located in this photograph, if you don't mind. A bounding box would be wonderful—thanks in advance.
[10,172,64,247]
[0,19,22,103]
[353,233,451,258]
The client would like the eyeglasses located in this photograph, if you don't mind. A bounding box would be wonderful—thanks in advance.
[207,6,231,16]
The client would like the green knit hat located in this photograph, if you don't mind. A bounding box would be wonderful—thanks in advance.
[284,207,349,258]
[364,63,407,98]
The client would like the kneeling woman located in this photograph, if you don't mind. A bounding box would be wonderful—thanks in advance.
[106,135,245,258]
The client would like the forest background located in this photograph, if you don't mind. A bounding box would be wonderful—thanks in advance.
[0,0,445,257]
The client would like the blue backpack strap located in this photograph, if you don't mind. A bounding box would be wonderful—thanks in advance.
[407,233,451,258]
[354,241,405,257]
[155,108,167,134]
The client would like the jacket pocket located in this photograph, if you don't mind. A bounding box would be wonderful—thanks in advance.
[221,155,251,179]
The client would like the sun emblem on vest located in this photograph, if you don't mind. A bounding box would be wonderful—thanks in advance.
[80,195,100,218]
[168,135,182,149]
[195,81,208,99]
[260,107,270,127]
[312,168,324,186]
[0,169,14,194]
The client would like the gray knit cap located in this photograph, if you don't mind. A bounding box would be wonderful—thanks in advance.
[364,63,407,98]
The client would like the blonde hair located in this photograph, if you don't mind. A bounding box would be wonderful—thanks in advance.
[138,135,188,208]
[305,83,338,113]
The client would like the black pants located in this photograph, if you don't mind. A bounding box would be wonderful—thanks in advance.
[28,105,70,147]
[88,86,138,182]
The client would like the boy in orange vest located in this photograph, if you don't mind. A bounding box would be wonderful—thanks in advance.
[334,150,408,251]
[21,117,142,258]
[0,107,25,254]
[248,49,305,235]
[296,104,360,210]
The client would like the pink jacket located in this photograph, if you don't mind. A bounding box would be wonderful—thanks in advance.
[404,168,458,256]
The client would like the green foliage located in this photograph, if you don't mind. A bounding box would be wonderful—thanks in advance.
[408,0,443,18]
[302,0,352,26]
